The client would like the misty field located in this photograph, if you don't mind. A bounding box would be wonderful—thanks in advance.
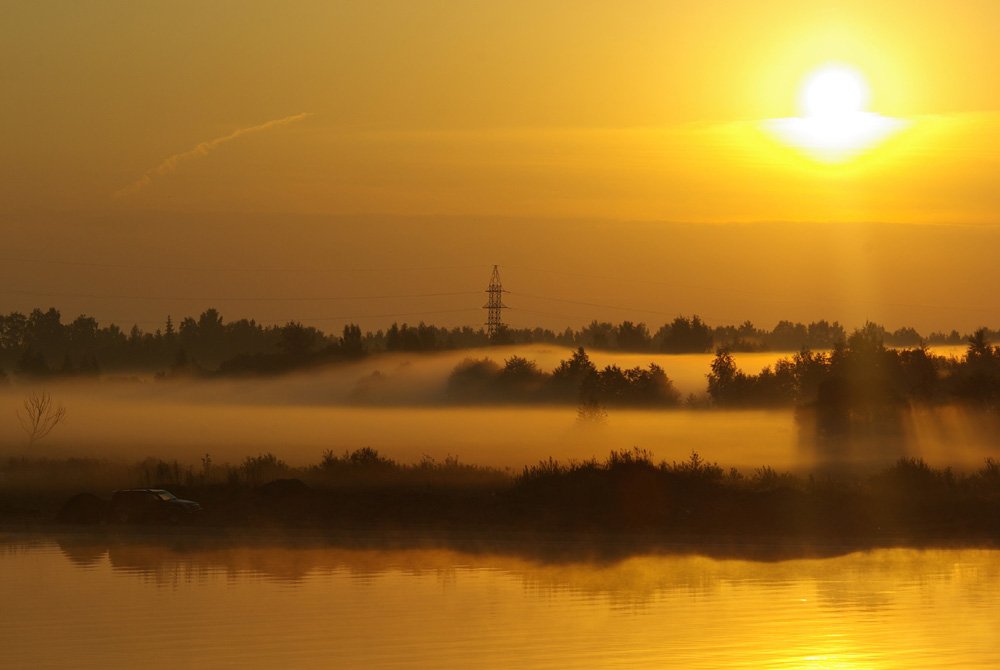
[2,343,1000,549]
[0,345,994,473]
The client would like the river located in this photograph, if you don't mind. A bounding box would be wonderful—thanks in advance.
[2,534,998,669]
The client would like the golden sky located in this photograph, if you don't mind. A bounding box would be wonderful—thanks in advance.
[2,1,999,333]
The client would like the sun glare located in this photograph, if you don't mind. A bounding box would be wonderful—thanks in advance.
[801,65,867,118]
[765,63,907,163]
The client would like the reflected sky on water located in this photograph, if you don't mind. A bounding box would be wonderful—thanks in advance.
[2,535,999,669]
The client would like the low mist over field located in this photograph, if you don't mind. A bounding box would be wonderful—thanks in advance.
[1,345,996,472]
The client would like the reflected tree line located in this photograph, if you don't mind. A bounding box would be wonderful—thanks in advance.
[0,306,993,380]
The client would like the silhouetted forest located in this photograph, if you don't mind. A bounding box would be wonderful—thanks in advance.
[705,325,1000,457]
[707,326,1000,407]
[447,348,681,407]
[0,306,993,379]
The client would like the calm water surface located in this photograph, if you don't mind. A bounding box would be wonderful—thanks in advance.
[2,535,998,669]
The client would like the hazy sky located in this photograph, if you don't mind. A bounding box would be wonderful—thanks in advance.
[2,1,999,334]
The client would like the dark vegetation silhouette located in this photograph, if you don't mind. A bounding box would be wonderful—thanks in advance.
[5,448,997,547]
[707,327,1000,408]
[446,348,681,407]
[0,306,990,378]
[706,325,1000,462]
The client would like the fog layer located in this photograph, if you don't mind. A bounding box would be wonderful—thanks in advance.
[0,345,995,471]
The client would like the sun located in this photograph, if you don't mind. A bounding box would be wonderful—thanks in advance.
[800,65,868,119]
[764,63,906,163]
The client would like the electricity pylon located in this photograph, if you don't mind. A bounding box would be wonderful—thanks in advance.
[483,265,508,338]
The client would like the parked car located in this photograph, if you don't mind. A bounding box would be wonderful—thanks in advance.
[108,489,202,524]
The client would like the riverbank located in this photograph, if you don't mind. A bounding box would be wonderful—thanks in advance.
[3,449,998,559]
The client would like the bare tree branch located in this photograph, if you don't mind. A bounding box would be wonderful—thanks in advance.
[16,391,66,447]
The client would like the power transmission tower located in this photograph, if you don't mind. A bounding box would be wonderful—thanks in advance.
[483,265,508,338]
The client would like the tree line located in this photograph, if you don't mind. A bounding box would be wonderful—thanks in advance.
[0,307,361,377]
[447,348,681,408]
[707,324,1000,409]
[0,305,995,379]
[707,325,1000,452]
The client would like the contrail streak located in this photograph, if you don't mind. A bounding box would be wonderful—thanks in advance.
[114,112,311,198]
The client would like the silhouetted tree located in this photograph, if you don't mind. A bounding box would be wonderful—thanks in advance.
[658,316,713,353]
[888,326,922,347]
[621,363,681,406]
[26,308,63,355]
[59,354,76,376]
[16,347,50,377]
[489,324,513,345]
[550,347,598,400]
[17,391,66,448]
[447,358,501,401]
[768,320,809,351]
[707,349,745,405]
[579,321,615,349]
[340,324,364,357]
[807,324,907,452]
[615,321,651,351]
[953,328,1000,404]
[278,321,320,357]
[0,312,27,350]
[497,356,547,398]
[806,320,845,349]
[67,315,98,353]
[790,348,829,403]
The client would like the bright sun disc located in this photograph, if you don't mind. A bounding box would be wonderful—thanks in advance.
[801,65,868,118]
[763,62,907,163]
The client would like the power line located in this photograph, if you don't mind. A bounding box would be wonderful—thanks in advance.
[509,291,737,325]
[1,288,481,302]
[507,264,999,315]
[5,253,993,315]
[3,269,993,333]
[508,307,586,322]
[29,308,485,329]
[0,254,488,275]
[254,308,482,325]
[510,291,678,317]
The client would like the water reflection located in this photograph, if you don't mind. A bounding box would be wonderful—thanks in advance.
[57,538,108,568]
[44,534,1000,603]
[1,535,998,669]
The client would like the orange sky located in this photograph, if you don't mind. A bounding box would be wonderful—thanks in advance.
[2,1,999,334]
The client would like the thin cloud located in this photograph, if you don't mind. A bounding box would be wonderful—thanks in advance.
[114,112,311,198]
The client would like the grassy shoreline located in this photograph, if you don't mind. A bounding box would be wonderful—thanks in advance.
[3,449,998,557]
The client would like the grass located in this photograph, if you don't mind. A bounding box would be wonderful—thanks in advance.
[2,448,998,547]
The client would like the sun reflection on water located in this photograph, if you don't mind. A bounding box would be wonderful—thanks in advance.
[2,541,999,669]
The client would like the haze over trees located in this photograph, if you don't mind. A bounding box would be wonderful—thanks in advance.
[707,324,1000,410]
[0,306,991,380]
[706,325,1000,457]
[447,348,681,407]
